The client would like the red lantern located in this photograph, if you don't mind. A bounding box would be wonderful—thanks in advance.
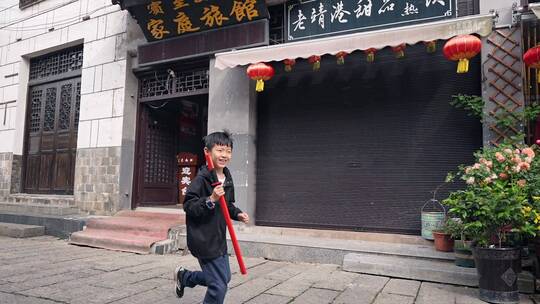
[308,55,321,71]
[443,35,481,74]
[335,51,348,65]
[424,41,437,53]
[392,44,406,59]
[524,46,540,83]
[246,63,274,92]
[364,48,377,62]
[283,59,296,72]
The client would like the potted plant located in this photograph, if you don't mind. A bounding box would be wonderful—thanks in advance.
[432,218,455,252]
[443,144,540,304]
[444,217,475,267]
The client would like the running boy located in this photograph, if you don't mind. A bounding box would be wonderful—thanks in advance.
[175,131,249,304]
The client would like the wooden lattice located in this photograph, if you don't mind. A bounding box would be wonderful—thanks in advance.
[484,28,525,145]
[522,20,540,145]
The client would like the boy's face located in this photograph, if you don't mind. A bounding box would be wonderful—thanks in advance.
[205,144,232,170]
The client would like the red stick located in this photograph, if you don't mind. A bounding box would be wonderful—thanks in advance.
[204,152,247,275]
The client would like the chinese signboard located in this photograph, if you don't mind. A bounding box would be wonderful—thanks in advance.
[177,153,198,204]
[287,0,455,41]
[132,0,269,42]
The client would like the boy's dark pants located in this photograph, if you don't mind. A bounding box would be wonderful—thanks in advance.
[182,254,231,304]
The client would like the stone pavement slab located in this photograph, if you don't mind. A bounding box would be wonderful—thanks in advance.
[0,236,538,304]
[244,293,292,304]
[373,292,415,304]
[290,288,340,304]
[381,278,421,297]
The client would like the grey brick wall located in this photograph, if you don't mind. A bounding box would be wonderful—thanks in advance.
[10,155,22,194]
[74,147,121,215]
[0,153,12,198]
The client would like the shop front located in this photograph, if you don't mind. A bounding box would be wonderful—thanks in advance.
[213,1,495,234]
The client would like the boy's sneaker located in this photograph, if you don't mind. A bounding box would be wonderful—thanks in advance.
[174,266,186,298]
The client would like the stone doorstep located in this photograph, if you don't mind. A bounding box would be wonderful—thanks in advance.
[0,212,86,238]
[343,253,536,294]
[0,202,79,216]
[237,225,433,246]
[0,222,45,238]
[7,194,76,206]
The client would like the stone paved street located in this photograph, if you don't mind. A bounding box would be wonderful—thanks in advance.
[0,236,537,304]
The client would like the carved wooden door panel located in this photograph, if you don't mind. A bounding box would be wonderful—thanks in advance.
[24,78,80,194]
[136,105,178,206]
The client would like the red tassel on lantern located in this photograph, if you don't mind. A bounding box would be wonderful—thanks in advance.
[364,48,377,62]
[424,41,437,53]
[283,59,296,72]
[524,46,540,83]
[335,51,348,65]
[443,35,481,74]
[246,63,274,92]
[308,55,321,71]
[392,44,406,59]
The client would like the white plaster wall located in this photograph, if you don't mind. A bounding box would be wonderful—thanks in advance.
[480,0,517,27]
[0,0,132,154]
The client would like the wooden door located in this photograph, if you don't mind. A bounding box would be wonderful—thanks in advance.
[24,78,80,194]
[135,104,178,206]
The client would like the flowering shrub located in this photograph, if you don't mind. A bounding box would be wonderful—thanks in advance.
[443,144,540,247]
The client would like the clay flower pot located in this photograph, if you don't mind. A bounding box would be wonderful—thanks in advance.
[432,231,454,252]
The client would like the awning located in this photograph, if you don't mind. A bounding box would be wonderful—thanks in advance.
[215,14,494,70]
[530,3,540,19]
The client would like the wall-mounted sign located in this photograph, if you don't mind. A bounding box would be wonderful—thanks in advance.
[286,0,456,41]
[131,0,269,42]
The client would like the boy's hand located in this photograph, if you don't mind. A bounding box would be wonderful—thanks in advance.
[237,213,249,224]
[210,185,225,202]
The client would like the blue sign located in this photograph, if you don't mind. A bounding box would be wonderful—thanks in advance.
[287,0,456,41]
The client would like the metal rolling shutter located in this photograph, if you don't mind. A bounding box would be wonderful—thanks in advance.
[255,43,482,234]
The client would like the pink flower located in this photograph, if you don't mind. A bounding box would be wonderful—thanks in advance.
[480,158,493,168]
[466,177,475,185]
[513,166,521,173]
[512,156,522,164]
[519,162,531,171]
[473,163,481,170]
[522,147,535,159]
[517,179,526,187]
[499,173,509,180]
[495,152,505,163]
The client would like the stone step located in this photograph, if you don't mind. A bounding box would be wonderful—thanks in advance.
[70,228,160,254]
[0,202,79,216]
[186,228,454,265]
[0,222,45,238]
[7,194,76,207]
[343,252,478,286]
[0,212,86,238]
[342,252,536,293]
[69,212,185,254]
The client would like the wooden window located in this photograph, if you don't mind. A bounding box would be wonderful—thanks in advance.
[19,0,45,9]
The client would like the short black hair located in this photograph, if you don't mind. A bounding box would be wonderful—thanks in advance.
[204,131,233,150]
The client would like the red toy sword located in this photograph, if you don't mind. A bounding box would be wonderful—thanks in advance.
[204,152,247,275]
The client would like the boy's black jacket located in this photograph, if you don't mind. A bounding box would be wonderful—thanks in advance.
[183,165,242,259]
